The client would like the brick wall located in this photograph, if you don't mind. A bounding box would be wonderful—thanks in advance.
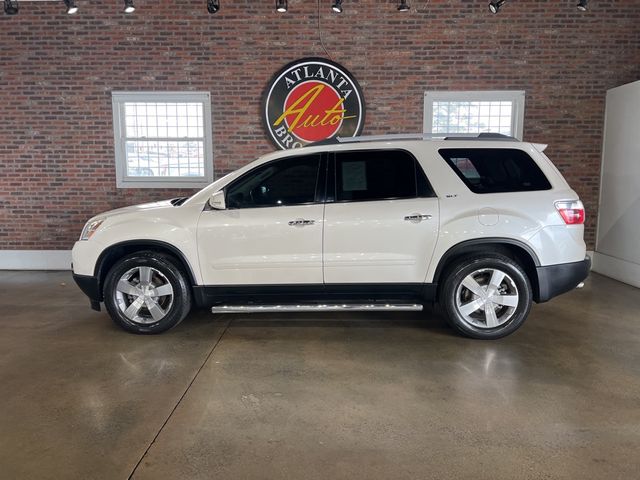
[0,0,638,250]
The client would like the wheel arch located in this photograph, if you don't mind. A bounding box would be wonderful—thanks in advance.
[94,240,198,301]
[433,238,541,302]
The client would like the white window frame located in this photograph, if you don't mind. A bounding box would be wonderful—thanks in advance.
[111,91,214,188]
[423,90,526,140]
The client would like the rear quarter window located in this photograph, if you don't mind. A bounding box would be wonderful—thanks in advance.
[438,148,552,194]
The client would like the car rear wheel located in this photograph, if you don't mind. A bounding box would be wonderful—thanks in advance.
[104,251,192,334]
[441,254,532,339]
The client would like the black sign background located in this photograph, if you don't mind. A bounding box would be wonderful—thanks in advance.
[262,57,365,149]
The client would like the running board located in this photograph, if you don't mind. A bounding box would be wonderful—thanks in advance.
[211,303,423,314]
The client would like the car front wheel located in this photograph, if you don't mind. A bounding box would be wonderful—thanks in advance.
[103,252,192,334]
[441,254,532,339]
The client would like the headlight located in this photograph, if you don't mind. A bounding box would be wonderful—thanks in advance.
[80,219,104,241]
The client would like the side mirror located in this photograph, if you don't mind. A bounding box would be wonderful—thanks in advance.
[208,190,226,210]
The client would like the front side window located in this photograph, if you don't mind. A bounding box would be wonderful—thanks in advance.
[226,155,321,209]
[335,150,433,202]
[112,92,213,188]
[439,148,552,194]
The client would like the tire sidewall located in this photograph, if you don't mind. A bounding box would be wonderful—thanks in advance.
[104,253,191,334]
[443,255,532,340]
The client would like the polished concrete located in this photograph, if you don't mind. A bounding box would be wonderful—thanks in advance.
[0,271,639,479]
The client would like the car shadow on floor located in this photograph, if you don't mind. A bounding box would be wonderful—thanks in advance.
[184,303,456,337]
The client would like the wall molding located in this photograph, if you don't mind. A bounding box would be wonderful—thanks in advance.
[0,250,72,270]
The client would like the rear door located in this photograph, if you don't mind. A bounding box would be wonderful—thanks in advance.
[323,149,439,284]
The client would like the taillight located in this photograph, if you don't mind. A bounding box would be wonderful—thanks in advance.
[555,200,585,225]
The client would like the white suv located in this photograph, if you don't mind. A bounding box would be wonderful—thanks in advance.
[72,133,590,339]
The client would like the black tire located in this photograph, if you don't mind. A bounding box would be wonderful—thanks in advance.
[440,253,532,339]
[103,251,192,334]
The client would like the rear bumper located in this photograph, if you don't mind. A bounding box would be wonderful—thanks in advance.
[72,273,102,311]
[535,256,591,303]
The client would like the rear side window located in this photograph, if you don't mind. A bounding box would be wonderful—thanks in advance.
[335,150,434,202]
[439,148,552,193]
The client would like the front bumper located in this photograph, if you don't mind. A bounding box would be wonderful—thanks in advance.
[535,256,591,303]
[72,273,102,311]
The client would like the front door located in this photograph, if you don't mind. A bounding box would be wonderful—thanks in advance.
[323,149,439,284]
[197,154,324,285]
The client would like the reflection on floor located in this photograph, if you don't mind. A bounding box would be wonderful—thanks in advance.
[0,271,638,479]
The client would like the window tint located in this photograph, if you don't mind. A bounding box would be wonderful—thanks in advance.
[416,162,434,197]
[439,148,551,193]
[226,155,320,208]
[335,150,432,202]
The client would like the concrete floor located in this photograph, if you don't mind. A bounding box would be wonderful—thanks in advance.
[0,272,639,479]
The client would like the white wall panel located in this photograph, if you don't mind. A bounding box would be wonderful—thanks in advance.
[0,251,72,270]
[594,80,640,288]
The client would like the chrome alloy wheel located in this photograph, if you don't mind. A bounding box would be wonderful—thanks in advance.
[454,268,519,329]
[114,266,174,324]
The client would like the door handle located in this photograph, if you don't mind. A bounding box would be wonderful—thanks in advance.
[288,219,316,227]
[404,213,432,223]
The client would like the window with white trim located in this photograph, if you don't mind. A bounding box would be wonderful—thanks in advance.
[111,92,213,188]
[423,90,525,140]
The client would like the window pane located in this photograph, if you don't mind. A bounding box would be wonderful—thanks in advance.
[431,99,515,136]
[120,98,208,179]
[416,162,435,197]
[439,148,552,194]
[226,155,320,209]
[125,140,204,178]
[336,151,417,202]
[124,102,204,139]
[114,92,212,187]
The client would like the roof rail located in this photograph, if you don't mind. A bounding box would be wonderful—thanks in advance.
[335,133,443,143]
[443,133,518,141]
[334,132,518,144]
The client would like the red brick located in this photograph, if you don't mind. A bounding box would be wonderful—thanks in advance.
[0,0,639,250]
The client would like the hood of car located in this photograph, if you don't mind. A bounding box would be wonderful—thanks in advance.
[95,199,176,220]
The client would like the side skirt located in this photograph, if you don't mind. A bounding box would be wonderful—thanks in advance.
[193,283,437,308]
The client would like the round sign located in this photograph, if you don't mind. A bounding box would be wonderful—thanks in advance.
[262,57,365,149]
